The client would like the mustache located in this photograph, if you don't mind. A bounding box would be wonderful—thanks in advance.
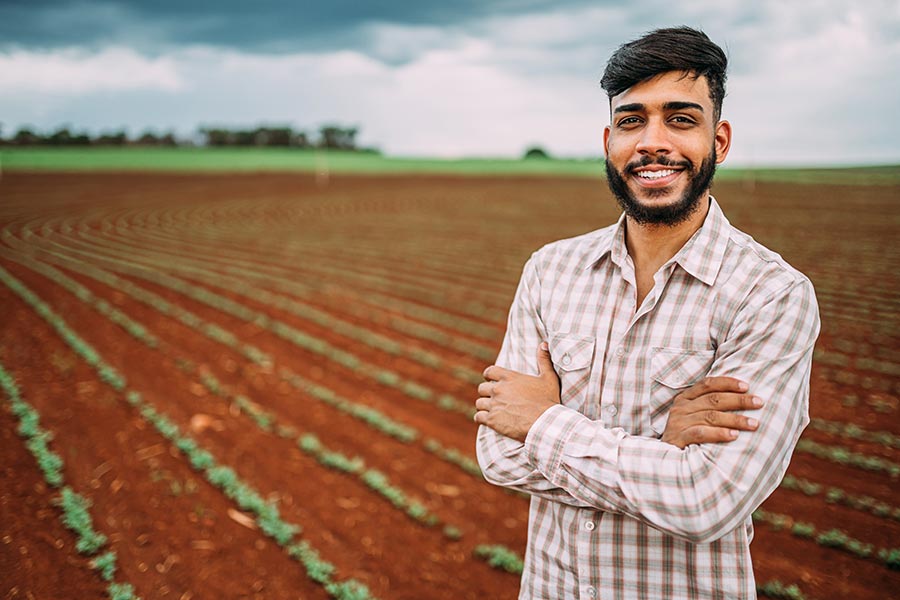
[624,156,693,175]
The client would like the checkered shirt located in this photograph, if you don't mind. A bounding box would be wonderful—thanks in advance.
[476,197,820,599]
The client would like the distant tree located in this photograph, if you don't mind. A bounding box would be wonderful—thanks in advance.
[200,127,231,146]
[159,132,178,147]
[291,131,310,148]
[48,127,73,146]
[524,146,550,159]
[319,125,358,150]
[12,128,39,145]
[95,130,128,146]
[136,131,160,145]
[262,127,292,147]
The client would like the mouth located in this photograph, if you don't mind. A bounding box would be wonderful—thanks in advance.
[630,167,683,188]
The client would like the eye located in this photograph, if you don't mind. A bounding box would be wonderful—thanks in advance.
[670,115,697,126]
[616,116,642,128]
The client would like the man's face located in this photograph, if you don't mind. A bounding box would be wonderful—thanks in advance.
[603,71,731,226]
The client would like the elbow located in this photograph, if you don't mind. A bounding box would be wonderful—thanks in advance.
[667,495,751,544]
[475,426,526,488]
[475,442,506,486]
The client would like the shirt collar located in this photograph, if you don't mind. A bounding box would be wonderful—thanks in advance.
[583,196,731,287]
[670,195,730,286]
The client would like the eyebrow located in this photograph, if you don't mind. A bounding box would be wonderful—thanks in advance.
[613,101,705,114]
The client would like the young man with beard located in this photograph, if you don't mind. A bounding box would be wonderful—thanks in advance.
[474,27,820,599]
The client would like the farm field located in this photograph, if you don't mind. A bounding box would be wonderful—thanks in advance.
[0,170,898,600]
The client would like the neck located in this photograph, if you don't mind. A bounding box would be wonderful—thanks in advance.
[624,194,711,271]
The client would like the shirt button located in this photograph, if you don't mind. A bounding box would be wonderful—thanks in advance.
[584,520,595,531]
[562,352,571,366]
[615,346,625,358]
[587,587,597,598]
[606,405,618,416]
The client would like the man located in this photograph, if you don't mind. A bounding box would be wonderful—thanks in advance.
[474,27,820,599]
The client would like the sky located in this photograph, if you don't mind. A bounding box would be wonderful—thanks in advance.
[1,0,899,166]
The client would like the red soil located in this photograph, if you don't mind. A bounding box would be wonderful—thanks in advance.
[1,171,898,600]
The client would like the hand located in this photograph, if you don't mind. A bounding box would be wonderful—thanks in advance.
[661,377,764,449]
[474,342,561,442]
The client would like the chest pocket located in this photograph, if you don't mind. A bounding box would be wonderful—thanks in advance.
[549,333,595,413]
[649,347,716,436]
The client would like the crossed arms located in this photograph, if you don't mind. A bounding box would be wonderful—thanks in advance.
[475,256,820,543]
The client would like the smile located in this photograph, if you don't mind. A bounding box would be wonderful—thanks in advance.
[636,169,677,180]
[631,168,683,188]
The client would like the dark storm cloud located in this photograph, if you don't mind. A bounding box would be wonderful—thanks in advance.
[0,0,602,57]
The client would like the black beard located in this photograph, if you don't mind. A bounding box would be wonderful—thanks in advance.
[605,149,717,226]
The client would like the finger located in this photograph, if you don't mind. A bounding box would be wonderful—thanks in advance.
[477,381,494,397]
[679,376,749,401]
[684,425,742,445]
[703,410,760,431]
[473,410,489,425]
[536,342,555,379]
[698,393,764,412]
[475,397,491,411]
[483,365,510,382]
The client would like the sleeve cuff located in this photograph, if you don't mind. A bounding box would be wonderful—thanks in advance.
[524,404,585,477]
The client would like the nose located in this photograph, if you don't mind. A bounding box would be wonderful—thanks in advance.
[635,117,673,156]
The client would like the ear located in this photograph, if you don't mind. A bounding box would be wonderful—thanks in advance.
[603,125,611,158]
[714,120,732,164]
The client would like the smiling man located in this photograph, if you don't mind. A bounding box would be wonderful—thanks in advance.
[475,27,820,599]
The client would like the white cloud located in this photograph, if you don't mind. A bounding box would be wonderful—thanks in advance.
[0,1,898,164]
[0,46,184,94]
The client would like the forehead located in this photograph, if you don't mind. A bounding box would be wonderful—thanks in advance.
[610,70,712,112]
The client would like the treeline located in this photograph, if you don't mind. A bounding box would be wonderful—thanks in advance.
[0,124,375,152]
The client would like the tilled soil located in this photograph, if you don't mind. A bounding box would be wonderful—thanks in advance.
[1,171,898,600]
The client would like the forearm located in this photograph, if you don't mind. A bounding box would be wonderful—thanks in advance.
[476,422,595,508]
[526,346,813,543]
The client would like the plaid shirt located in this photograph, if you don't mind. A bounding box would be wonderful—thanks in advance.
[476,197,820,600]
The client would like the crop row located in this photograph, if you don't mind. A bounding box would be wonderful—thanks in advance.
[794,438,900,478]
[0,248,414,441]
[835,392,897,415]
[2,247,496,531]
[779,475,900,521]
[814,348,900,378]
[470,538,813,600]
[1,246,476,490]
[828,338,900,363]
[71,225,489,384]
[806,417,900,449]
[752,508,900,570]
[0,361,140,600]
[0,264,376,599]
[815,365,900,397]
[14,234,477,416]
[78,222,508,326]
[87,222,501,355]
[193,366,451,531]
[4,249,459,533]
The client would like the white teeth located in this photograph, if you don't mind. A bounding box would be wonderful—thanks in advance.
[637,169,676,179]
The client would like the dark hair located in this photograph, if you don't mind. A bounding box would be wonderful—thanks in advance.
[601,26,728,120]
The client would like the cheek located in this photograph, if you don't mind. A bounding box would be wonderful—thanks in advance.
[604,137,631,163]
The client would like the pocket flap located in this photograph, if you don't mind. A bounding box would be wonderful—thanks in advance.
[651,348,715,388]
[550,333,595,372]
